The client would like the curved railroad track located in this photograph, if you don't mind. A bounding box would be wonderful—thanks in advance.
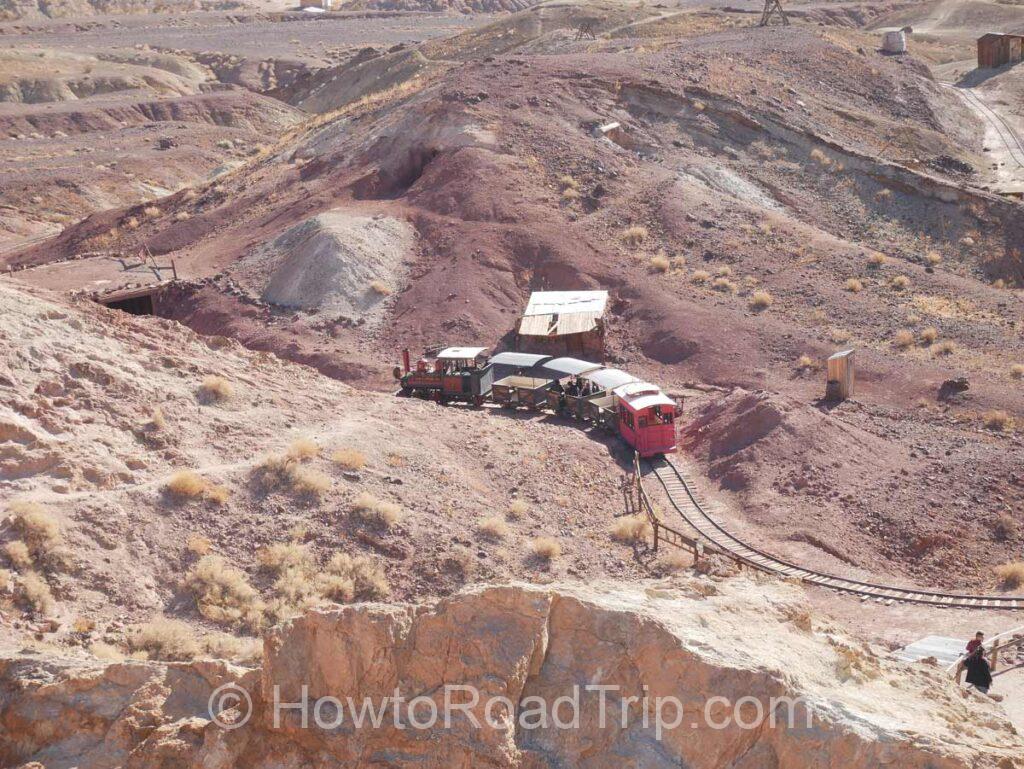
[942,83,1024,170]
[649,455,1023,610]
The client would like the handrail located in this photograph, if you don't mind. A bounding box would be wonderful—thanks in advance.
[631,452,704,562]
[946,626,1024,675]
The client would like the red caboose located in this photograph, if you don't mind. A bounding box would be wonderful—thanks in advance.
[613,382,678,457]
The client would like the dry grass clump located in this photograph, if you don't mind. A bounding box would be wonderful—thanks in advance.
[143,205,161,219]
[148,406,167,431]
[508,499,530,520]
[21,572,55,614]
[933,340,956,356]
[611,515,652,544]
[561,187,581,203]
[185,555,263,631]
[351,492,403,528]
[919,327,939,344]
[809,148,831,165]
[890,275,911,291]
[712,277,737,293]
[874,188,892,200]
[127,618,200,660]
[530,536,562,561]
[256,452,331,499]
[1011,364,1024,380]
[620,225,648,247]
[748,290,773,310]
[258,542,311,573]
[477,516,510,540]
[165,470,229,505]
[4,541,31,570]
[203,632,263,663]
[369,280,392,296]
[557,174,579,191]
[173,211,191,222]
[658,551,693,573]
[322,553,390,601]
[9,501,61,555]
[332,447,366,470]
[186,534,212,556]
[983,410,1015,432]
[925,251,942,266]
[198,375,233,403]
[867,252,887,268]
[691,269,711,283]
[844,278,863,293]
[649,253,670,273]
[287,438,320,460]
[797,354,816,371]
[995,562,1024,590]
[893,329,914,349]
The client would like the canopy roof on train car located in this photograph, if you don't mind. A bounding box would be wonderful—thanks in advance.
[584,368,638,390]
[538,357,603,377]
[437,347,489,360]
[490,352,552,368]
[614,382,676,412]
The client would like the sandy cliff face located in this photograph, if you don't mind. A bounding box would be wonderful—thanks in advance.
[2,579,1021,768]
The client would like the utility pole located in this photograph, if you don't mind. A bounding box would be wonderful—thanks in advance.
[759,0,789,26]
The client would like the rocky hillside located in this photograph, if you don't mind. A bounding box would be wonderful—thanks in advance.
[3,580,1022,767]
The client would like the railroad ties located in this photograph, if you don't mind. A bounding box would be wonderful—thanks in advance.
[649,456,1023,611]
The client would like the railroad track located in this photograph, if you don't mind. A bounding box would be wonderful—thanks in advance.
[649,456,1024,610]
[943,83,1024,170]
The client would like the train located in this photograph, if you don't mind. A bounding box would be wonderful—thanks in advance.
[394,347,678,457]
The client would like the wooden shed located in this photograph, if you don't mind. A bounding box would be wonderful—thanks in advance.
[826,349,855,402]
[516,290,607,359]
[977,33,1024,69]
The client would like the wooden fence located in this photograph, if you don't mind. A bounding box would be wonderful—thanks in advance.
[628,452,704,563]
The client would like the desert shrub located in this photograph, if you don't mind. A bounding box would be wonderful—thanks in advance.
[715,265,733,277]
[874,188,891,200]
[797,355,815,370]
[691,269,711,283]
[659,551,692,573]
[919,327,938,344]
[287,438,320,460]
[89,642,125,662]
[351,492,403,528]
[258,542,312,573]
[890,275,910,291]
[712,277,737,293]
[867,252,886,268]
[809,148,831,166]
[994,514,1018,542]
[443,546,478,581]
[185,555,263,631]
[127,618,200,660]
[256,453,331,498]
[993,279,1006,289]
[149,407,167,431]
[530,536,562,561]
[4,540,31,570]
[561,187,581,203]
[1011,364,1024,380]
[369,280,392,295]
[321,553,390,600]
[72,616,96,634]
[844,278,863,293]
[893,330,914,349]
[925,251,942,266]
[477,516,510,540]
[649,253,670,272]
[123,216,140,230]
[748,290,773,310]
[983,410,1015,431]
[198,375,233,403]
[20,571,54,614]
[9,502,61,555]
[173,211,191,222]
[165,471,229,505]
[611,515,652,544]
[143,205,161,219]
[332,447,366,470]
[995,562,1024,590]
[933,340,956,356]
[203,632,262,663]
[620,225,648,247]
[186,534,212,556]
[508,499,529,519]
[557,174,578,190]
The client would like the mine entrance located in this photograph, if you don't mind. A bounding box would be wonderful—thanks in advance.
[97,287,157,316]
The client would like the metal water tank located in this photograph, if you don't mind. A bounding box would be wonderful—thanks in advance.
[882,30,907,54]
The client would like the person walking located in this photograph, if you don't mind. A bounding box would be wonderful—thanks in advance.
[964,645,993,695]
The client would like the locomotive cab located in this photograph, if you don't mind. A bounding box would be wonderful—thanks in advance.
[613,382,678,457]
[397,346,493,404]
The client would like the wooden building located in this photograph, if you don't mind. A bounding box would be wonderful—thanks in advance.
[825,349,855,402]
[516,290,608,359]
[977,33,1024,69]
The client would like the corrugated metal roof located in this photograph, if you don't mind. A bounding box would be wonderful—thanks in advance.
[624,393,676,411]
[540,357,603,376]
[518,315,555,336]
[490,352,552,367]
[437,346,488,360]
[523,290,608,317]
[584,368,638,390]
[614,382,662,399]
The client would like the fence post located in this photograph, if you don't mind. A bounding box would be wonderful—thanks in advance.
[653,521,659,553]
[990,642,1000,673]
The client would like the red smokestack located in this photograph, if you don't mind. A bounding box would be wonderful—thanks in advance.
[402,349,411,373]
